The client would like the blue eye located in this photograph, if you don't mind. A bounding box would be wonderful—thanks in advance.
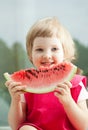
[52,48,58,51]
[36,48,43,52]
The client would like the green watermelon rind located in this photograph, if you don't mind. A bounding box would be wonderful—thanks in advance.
[24,85,56,93]
[4,73,11,81]
[4,65,77,94]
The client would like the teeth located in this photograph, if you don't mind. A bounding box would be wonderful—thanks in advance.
[42,63,51,65]
[41,62,54,67]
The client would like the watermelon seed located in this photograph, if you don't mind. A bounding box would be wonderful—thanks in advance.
[26,70,38,78]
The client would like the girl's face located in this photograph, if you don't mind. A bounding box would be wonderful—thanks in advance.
[31,37,64,69]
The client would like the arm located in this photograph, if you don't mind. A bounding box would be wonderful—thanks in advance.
[5,80,27,130]
[8,101,26,130]
[54,81,88,130]
[63,98,88,130]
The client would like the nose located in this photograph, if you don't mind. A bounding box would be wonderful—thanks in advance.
[42,51,52,60]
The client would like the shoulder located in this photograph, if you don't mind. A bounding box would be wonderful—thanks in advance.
[70,75,87,102]
[78,81,88,102]
[71,74,87,88]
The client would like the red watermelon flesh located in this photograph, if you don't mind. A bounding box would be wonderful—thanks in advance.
[4,62,77,93]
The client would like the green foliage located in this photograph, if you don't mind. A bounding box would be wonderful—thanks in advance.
[0,40,13,105]
[74,39,88,75]
[0,97,9,125]
[11,42,33,71]
[0,40,33,105]
[12,42,26,71]
[0,40,33,125]
[0,40,13,79]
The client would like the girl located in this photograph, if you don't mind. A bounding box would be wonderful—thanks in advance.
[5,17,88,130]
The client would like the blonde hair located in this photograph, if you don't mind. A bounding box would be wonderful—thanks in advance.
[26,17,76,62]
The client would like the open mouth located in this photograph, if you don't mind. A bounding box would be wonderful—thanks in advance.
[41,62,55,67]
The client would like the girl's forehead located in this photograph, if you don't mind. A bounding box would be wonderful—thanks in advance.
[33,37,62,47]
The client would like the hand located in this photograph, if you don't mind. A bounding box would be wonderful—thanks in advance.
[5,80,26,102]
[54,81,72,106]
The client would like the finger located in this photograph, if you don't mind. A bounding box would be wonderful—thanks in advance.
[64,81,72,88]
[56,82,72,90]
[55,83,67,90]
[5,80,12,87]
[12,89,26,95]
[55,82,71,95]
[6,81,22,89]
[10,85,26,93]
[55,87,66,95]
[54,91,63,98]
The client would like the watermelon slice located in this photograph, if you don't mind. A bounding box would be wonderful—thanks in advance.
[4,62,77,94]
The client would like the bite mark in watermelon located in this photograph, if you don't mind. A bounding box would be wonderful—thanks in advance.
[4,62,77,94]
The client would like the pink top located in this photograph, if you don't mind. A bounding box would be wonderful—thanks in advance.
[17,75,87,130]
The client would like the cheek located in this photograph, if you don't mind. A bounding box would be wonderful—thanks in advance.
[32,54,41,66]
[59,49,64,59]
[60,52,64,60]
[55,52,64,63]
[32,56,37,63]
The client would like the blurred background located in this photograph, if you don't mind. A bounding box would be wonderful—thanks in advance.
[0,0,88,127]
